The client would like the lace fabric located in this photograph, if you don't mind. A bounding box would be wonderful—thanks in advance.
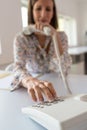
[11,28,72,90]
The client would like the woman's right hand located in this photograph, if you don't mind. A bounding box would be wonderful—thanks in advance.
[23,77,57,102]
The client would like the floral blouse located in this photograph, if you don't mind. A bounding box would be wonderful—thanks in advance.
[11,27,72,91]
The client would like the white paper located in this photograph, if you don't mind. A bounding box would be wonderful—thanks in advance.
[0,71,12,78]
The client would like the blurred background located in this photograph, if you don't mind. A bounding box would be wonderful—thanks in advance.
[0,0,87,74]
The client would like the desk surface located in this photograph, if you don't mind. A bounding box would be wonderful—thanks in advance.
[0,72,87,130]
[68,46,87,55]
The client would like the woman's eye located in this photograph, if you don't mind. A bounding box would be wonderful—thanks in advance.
[46,8,51,11]
[36,7,41,11]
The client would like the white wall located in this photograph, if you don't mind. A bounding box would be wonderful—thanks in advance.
[55,0,78,18]
[55,0,87,46]
[0,0,22,65]
[77,1,87,45]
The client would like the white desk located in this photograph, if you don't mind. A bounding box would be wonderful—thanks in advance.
[0,72,87,130]
[68,46,87,74]
[68,46,87,55]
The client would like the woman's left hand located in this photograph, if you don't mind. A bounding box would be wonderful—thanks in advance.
[35,22,57,35]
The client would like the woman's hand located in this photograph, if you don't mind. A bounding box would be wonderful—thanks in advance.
[34,22,63,55]
[25,77,57,102]
[35,22,57,35]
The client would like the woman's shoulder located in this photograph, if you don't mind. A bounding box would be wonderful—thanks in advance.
[15,25,30,37]
[14,30,28,47]
[22,26,34,35]
[58,31,67,37]
[14,27,34,47]
[58,31,68,41]
[15,26,33,41]
[57,31,68,47]
[14,31,25,41]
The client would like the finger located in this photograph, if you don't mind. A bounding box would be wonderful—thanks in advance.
[36,22,44,31]
[33,86,44,102]
[44,82,57,98]
[40,22,47,31]
[40,26,43,31]
[36,22,41,30]
[39,83,54,100]
[28,87,37,102]
[39,23,43,31]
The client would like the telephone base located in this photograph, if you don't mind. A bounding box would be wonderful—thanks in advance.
[22,94,87,130]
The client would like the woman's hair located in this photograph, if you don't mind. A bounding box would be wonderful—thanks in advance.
[28,0,58,29]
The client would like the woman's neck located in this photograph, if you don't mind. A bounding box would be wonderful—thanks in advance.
[35,33,46,48]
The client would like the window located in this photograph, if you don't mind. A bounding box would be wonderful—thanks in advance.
[21,0,28,27]
[59,15,77,47]
[21,6,28,27]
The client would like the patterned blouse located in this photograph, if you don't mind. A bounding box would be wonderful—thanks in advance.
[11,26,72,91]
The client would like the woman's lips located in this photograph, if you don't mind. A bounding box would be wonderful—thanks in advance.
[39,20,48,23]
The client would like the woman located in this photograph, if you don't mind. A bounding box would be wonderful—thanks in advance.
[11,0,72,102]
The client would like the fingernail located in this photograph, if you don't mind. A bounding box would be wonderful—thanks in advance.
[34,98,37,102]
[40,98,44,102]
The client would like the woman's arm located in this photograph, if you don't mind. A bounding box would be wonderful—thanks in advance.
[11,33,32,90]
[12,32,57,102]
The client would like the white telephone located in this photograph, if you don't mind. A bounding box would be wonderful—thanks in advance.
[23,25,51,36]
[22,26,87,130]
[22,94,87,130]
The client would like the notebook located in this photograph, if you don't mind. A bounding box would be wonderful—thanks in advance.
[0,71,11,79]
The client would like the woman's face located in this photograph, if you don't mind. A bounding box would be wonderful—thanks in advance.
[33,0,54,24]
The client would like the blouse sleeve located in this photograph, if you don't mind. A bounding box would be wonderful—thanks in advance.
[59,32,72,75]
[11,33,32,91]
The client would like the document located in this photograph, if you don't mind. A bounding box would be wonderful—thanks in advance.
[0,71,11,79]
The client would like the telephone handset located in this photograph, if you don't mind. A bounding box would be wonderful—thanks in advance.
[24,25,51,36]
